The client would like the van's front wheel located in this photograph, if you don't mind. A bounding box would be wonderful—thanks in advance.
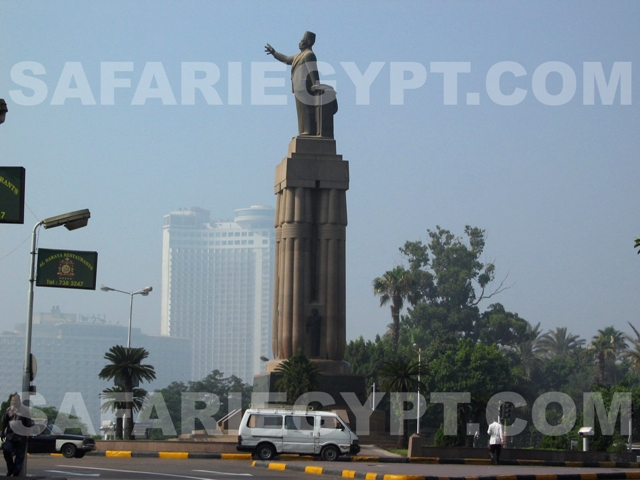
[320,445,340,461]
[255,443,276,461]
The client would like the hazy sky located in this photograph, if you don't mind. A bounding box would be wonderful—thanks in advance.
[1,1,638,349]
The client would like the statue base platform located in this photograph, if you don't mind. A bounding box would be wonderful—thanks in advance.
[265,359,351,374]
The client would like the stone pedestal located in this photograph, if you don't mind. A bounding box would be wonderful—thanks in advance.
[256,136,372,430]
[271,136,349,366]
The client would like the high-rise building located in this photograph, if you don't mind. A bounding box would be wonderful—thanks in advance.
[161,205,274,382]
[0,307,190,433]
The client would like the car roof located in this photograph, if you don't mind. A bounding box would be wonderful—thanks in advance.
[245,408,338,416]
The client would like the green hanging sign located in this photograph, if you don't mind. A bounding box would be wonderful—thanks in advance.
[0,166,26,224]
[36,248,98,290]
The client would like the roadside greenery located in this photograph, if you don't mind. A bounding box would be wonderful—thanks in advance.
[274,350,320,405]
[151,369,252,439]
[345,226,640,450]
[98,345,156,439]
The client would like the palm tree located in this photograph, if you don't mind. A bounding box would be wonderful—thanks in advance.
[507,322,545,380]
[537,327,585,358]
[378,358,426,448]
[373,267,415,352]
[274,350,320,404]
[623,340,640,374]
[100,386,148,439]
[98,346,156,439]
[589,326,627,385]
[623,322,640,373]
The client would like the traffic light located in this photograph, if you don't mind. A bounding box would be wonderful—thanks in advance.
[503,403,512,421]
[499,402,513,422]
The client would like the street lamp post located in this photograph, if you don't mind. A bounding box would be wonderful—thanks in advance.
[22,209,90,478]
[413,343,422,435]
[100,285,152,348]
[23,209,91,398]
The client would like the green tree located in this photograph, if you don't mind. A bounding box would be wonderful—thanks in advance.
[538,327,585,359]
[503,321,545,381]
[623,322,640,374]
[35,406,90,435]
[400,226,508,341]
[425,338,512,446]
[98,345,156,439]
[151,381,187,438]
[634,237,640,254]
[622,322,640,374]
[590,327,627,385]
[274,350,320,404]
[378,358,425,448]
[152,370,252,439]
[100,386,148,439]
[583,384,634,452]
[476,303,531,348]
[187,370,252,433]
[373,266,415,352]
[344,334,396,388]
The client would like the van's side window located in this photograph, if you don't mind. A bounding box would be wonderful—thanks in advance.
[285,415,314,431]
[248,414,282,428]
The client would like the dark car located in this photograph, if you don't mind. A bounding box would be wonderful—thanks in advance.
[25,423,96,458]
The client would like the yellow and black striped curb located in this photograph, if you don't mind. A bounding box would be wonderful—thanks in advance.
[83,451,640,469]
[253,460,426,480]
[85,451,253,459]
[251,461,640,480]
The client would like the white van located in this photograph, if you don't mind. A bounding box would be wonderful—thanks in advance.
[236,408,360,461]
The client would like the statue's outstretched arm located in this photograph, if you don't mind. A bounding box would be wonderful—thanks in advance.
[265,44,293,65]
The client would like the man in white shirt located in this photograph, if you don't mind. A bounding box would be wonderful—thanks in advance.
[487,417,503,465]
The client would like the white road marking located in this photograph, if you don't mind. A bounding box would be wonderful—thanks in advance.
[193,471,252,476]
[57,465,218,480]
[46,470,100,477]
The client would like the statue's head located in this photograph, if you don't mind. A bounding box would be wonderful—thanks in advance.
[299,31,316,50]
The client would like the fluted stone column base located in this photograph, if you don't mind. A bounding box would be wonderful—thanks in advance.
[271,136,349,362]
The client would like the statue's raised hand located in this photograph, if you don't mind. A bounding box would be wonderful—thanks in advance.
[265,44,275,55]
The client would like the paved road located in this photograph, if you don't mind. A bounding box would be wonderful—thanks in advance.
[24,454,640,480]
[256,458,640,478]
[25,456,336,480]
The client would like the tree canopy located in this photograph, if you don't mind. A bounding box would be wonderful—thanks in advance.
[345,225,640,450]
[274,350,320,404]
[152,369,252,439]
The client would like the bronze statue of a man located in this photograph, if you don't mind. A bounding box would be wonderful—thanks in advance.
[265,32,337,137]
